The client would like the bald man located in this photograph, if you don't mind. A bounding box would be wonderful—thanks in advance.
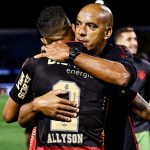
[21,3,136,150]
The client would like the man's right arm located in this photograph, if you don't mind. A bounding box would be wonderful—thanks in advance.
[3,96,20,123]
[18,90,79,127]
[35,42,136,88]
[3,57,35,123]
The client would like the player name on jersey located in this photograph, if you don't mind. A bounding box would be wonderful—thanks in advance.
[47,133,83,144]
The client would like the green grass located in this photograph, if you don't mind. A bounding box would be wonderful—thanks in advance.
[0,94,26,150]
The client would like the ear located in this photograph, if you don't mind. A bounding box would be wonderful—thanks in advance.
[40,38,48,45]
[72,24,75,33]
[104,27,113,40]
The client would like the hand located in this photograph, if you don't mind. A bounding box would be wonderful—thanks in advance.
[34,41,70,62]
[33,90,79,122]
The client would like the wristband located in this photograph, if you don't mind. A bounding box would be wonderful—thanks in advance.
[68,47,80,63]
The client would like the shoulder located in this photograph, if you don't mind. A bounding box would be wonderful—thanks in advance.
[113,44,132,56]
[20,57,44,76]
[21,57,42,68]
[141,58,150,73]
[141,58,150,66]
[104,44,133,61]
[136,56,150,69]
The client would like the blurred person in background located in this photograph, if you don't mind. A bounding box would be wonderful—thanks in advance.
[114,26,150,150]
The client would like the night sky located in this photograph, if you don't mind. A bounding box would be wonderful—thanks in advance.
[0,0,150,82]
[0,0,149,29]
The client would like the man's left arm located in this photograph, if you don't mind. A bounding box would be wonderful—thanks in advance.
[130,93,150,121]
[35,42,136,87]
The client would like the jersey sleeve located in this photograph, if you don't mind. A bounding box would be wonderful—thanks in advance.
[142,59,150,101]
[118,88,137,104]
[9,57,38,105]
[106,45,137,88]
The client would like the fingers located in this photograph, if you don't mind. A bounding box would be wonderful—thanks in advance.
[58,40,64,43]
[53,90,79,108]
[41,45,45,51]
[34,51,56,60]
[58,104,79,113]
[53,90,68,96]
[55,110,78,122]
[57,109,78,118]
[55,114,72,122]
[34,45,49,58]
[34,53,48,58]
[58,98,79,108]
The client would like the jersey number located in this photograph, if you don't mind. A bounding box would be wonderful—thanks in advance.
[50,80,80,132]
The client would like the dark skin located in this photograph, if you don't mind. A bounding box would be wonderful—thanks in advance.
[39,43,129,86]
[35,4,130,87]
[19,4,130,127]
[18,4,150,128]
[2,26,77,124]
[18,90,79,127]
[34,4,150,122]
[19,90,150,128]
[3,90,79,124]
[130,93,150,121]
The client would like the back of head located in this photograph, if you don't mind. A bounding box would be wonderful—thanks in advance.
[36,5,74,43]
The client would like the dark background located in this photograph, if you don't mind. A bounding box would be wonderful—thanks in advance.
[0,0,150,83]
[0,0,149,28]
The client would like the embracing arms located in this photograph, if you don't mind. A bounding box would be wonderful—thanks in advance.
[130,93,150,121]
[18,90,79,127]
[3,90,79,127]
[35,42,132,87]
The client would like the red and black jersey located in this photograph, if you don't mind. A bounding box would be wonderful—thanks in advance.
[131,57,150,133]
[9,42,136,150]
[104,45,138,150]
[104,89,139,150]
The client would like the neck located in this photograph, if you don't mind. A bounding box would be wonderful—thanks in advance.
[95,42,106,55]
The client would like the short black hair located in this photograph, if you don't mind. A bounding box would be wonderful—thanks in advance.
[36,5,71,38]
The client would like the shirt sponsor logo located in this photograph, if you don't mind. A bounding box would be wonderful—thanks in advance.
[48,59,93,79]
[48,59,67,66]
[16,72,31,99]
